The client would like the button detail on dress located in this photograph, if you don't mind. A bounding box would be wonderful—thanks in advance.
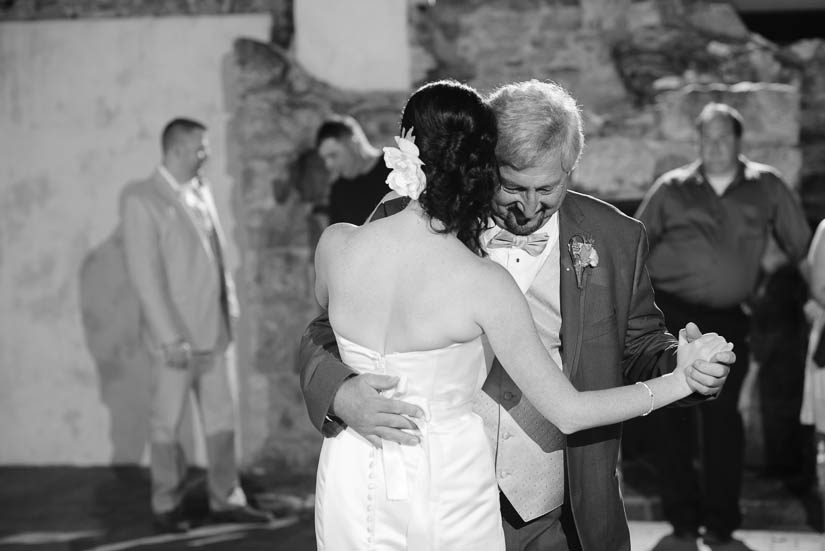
[503,391,514,400]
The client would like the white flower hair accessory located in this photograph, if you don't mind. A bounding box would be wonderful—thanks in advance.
[383,127,426,200]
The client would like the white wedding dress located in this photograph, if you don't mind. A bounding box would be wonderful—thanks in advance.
[315,332,505,551]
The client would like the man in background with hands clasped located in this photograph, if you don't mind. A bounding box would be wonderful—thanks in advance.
[121,118,271,533]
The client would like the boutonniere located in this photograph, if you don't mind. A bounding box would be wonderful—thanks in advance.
[568,234,599,289]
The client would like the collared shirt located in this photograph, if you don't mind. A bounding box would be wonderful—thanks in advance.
[157,165,214,235]
[706,172,735,196]
[636,156,811,309]
[481,213,559,293]
[481,213,562,373]
[478,214,565,518]
[157,164,188,193]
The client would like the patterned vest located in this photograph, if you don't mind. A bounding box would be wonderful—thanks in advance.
[473,239,567,522]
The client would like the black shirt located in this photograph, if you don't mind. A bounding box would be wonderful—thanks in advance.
[635,156,811,309]
[328,158,391,225]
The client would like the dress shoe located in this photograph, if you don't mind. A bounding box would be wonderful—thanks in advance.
[652,532,699,551]
[152,507,191,533]
[209,504,273,524]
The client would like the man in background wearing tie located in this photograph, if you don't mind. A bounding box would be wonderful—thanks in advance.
[122,118,271,533]
[299,80,733,551]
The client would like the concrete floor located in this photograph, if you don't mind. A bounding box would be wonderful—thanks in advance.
[0,466,821,551]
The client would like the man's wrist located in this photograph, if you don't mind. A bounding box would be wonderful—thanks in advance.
[328,373,356,418]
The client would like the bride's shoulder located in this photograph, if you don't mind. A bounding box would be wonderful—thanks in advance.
[319,222,358,241]
[315,222,358,259]
[462,254,523,298]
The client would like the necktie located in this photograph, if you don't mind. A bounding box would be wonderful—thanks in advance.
[487,229,550,257]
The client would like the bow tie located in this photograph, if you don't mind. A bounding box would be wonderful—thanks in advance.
[487,229,550,256]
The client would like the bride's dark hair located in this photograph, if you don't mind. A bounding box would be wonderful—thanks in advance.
[400,80,499,256]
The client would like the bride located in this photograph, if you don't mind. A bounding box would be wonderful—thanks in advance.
[311,80,731,551]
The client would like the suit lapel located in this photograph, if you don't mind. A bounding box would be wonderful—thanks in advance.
[559,193,587,382]
[151,170,215,263]
[197,181,228,261]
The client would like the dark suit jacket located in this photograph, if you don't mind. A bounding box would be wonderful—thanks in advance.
[299,191,686,551]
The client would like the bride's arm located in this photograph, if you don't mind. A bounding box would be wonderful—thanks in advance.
[471,262,728,434]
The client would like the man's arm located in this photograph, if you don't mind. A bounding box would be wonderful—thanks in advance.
[771,174,812,265]
[298,311,353,435]
[622,223,732,402]
[121,195,182,346]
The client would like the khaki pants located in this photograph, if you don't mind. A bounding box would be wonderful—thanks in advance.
[149,347,246,514]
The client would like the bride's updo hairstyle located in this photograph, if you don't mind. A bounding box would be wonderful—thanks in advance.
[400,80,499,256]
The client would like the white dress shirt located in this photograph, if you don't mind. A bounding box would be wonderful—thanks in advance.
[481,213,560,293]
[158,165,214,235]
[480,213,562,374]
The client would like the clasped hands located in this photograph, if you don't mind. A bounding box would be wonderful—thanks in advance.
[161,339,214,370]
[162,338,192,370]
[673,322,734,395]
[331,322,734,448]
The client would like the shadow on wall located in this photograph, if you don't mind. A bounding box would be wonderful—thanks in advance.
[78,219,151,465]
[78,190,199,465]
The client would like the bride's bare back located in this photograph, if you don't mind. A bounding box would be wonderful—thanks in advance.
[315,202,499,354]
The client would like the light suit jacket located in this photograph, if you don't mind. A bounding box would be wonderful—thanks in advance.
[121,169,237,353]
[299,192,696,551]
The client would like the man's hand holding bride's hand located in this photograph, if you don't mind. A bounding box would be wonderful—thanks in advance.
[676,322,734,395]
[332,374,425,448]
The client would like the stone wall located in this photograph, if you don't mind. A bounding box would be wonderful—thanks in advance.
[410,0,816,201]
[0,0,294,47]
[0,0,274,19]
[229,39,409,471]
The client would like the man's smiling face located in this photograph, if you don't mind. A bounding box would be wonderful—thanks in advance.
[492,154,569,235]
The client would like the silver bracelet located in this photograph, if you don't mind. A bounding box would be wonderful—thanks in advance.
[636,381,654,417]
